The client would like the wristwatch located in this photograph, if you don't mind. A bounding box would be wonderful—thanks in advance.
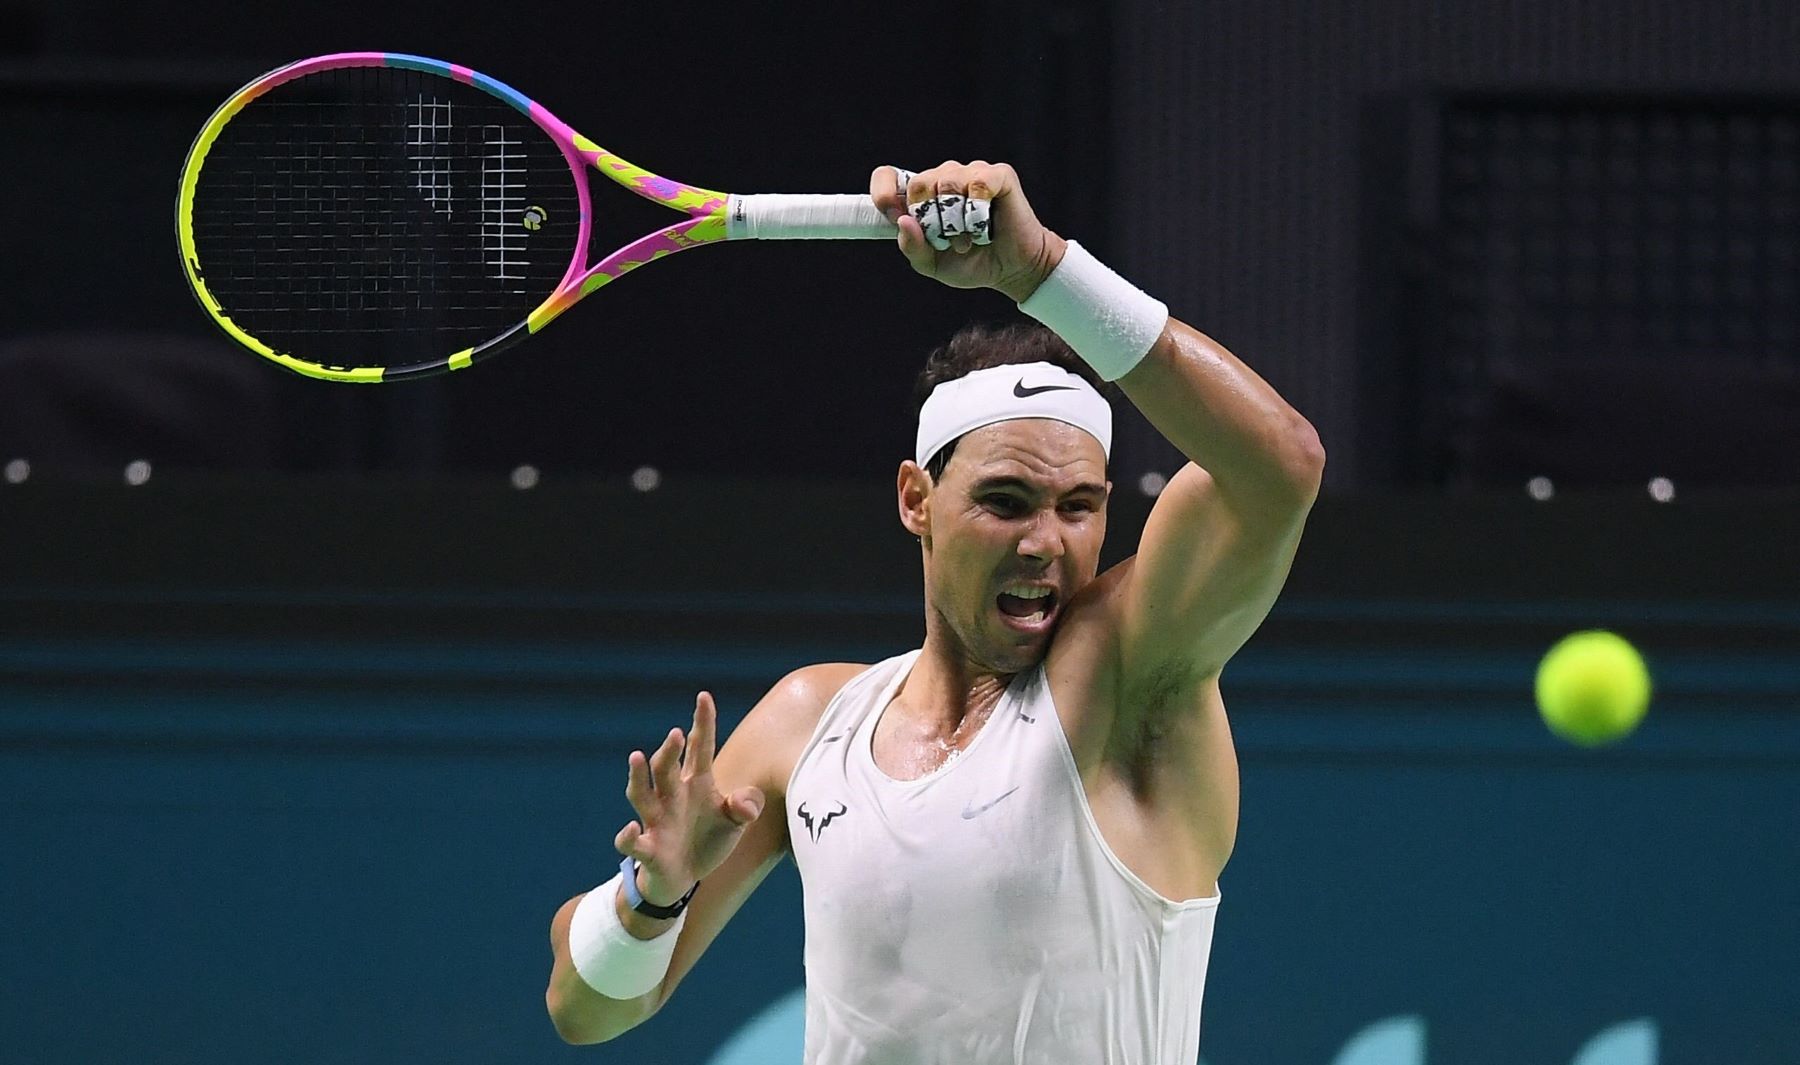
[619,856,699,919]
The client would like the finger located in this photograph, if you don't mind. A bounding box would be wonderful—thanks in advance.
[964,187,993,246]
[687,692,716,778]
[624,751,658,819]
[905,170,937,209]
[928,176,969,251]
[648,726,685,790]
[908,197,947,252]
[614,819,650,860]
[895,212,935,273]
[936,191,967,241]
[869,165,914,223]
[910,199,953,252]
[903,168,950,251]
[724,785,766,827]
[951,233,974,254]
[966,162,1005,246]
[967,160,1015,200]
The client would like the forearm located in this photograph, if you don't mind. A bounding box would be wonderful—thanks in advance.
[1012,237,1323,500]
[1117,318,1324,495]
[886,158,1321,495]
[545,887,671,1044]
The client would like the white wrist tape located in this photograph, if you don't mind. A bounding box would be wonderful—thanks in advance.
[1017,240,1168,381]
[567,872,686,1000]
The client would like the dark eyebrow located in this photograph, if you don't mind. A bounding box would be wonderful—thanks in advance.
[970,475,1107,499]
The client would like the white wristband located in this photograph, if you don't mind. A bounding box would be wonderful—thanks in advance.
[567,872,686,1000]
[1017,240,1168,382]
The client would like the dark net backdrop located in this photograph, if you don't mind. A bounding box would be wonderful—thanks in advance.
[0,3,1109,481]
[3,0,1799,487]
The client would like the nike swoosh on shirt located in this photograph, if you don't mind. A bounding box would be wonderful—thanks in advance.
[1013,379,1078,398]
[960,785,1022,820]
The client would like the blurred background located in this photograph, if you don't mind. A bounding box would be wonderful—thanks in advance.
[2,1,1797,1063]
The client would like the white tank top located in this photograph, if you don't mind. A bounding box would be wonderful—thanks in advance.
[785,650,1219,1065]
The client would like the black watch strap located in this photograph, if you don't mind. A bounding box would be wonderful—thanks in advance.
[619,856,698,919]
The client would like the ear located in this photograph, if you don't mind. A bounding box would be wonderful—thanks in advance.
[897,460,933,540]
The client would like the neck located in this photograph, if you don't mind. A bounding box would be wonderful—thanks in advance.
[896,616,1020,736]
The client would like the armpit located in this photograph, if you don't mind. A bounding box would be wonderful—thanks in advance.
[1106,658,1206,796]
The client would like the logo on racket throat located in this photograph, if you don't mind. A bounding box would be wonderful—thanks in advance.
[521,205,548,231]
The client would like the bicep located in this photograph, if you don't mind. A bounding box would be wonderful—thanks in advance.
[1117,462,1316,679]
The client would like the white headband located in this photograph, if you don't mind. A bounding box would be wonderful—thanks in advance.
[915,361,1112,467]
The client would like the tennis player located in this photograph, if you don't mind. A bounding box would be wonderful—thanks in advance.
[545,161,1325,1063]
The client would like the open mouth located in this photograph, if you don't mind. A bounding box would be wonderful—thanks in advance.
[996,584,1059,628]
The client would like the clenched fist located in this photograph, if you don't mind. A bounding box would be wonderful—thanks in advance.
[869,161,1067,303]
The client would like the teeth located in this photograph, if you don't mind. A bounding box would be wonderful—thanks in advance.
[1003,584,1052,599]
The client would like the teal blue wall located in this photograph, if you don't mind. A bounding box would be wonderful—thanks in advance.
[4,484,1798,1063]
[5,632,1797,1064]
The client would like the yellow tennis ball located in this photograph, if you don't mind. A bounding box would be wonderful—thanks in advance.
[1534,630,1652,746]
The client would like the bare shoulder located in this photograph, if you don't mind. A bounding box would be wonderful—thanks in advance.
[720,662,868,801]
[772,661,870,712]
[745,662,869,746]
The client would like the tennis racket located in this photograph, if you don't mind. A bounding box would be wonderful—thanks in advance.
[176,52,904,383]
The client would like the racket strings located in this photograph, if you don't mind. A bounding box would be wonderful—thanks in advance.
[188,65,580,367]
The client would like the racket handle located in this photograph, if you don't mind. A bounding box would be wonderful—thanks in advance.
[726,194,894,240]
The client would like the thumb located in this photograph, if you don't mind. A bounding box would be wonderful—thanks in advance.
[895,214,935,275]
[725,785,766,826]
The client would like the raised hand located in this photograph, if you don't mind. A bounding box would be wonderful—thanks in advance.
[613,692,765,907]
[868,160,1067,303]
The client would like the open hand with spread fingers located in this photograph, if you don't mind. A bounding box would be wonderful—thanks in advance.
[614,691,766,907]
[868,161,1068,303]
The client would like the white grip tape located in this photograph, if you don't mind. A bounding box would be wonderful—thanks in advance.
[727,194,894,240]
[567,872,685,1000]
[1018,240,1169,381]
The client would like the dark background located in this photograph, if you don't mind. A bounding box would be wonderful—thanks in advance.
[3,2,1799,1064]
[3,0,1797,488]
[0,1,1114,481]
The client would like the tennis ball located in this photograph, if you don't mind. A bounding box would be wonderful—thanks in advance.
[1534,630,1652,746]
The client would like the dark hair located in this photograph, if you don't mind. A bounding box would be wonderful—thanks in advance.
[912,322,1114,479]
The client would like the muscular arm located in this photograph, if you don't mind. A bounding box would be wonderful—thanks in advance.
[1017,316,1323,896]
[874,158,1322,893]
[872,160,1324,678]
[544,665,859,1043]
[1110,318,1326,683]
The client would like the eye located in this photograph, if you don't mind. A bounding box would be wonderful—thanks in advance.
[982,494,1025,516]
[1060,499,1097,515]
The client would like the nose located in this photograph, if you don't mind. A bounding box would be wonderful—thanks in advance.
[1016,509,1065,563]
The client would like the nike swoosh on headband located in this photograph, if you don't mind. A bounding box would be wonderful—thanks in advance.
[1013,379,1079,398]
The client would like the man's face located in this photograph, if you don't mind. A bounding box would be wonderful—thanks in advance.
[908,418,1110,674]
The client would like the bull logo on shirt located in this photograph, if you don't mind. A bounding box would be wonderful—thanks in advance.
[797,800,848,843]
